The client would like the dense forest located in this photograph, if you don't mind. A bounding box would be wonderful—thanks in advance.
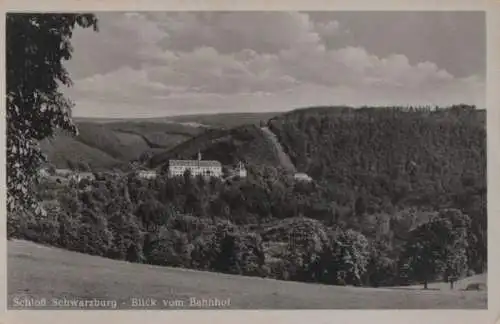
[269,105,486,272]
[8,105,486,289]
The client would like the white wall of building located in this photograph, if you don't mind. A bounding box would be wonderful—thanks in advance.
[168,165,222,178]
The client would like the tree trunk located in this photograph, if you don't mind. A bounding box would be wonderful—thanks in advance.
[450,280,454,290]
[424,280,428,290]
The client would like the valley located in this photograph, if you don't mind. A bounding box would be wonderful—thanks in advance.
[9,105,487,309]
[6,11,488,313]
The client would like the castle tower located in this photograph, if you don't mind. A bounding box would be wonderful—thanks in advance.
[237,161,247,178]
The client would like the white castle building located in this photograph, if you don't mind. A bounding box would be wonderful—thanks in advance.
[168,153,223,178]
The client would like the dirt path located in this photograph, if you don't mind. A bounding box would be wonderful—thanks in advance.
[260,127,297,173]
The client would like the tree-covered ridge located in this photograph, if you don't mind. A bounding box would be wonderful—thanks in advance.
[40,118,283,171]
[148,124,282,170]
[269,106,484,193]
[266,105,487,275]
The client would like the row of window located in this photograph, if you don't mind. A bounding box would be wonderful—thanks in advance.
[170,166,222,172]
[170,166,221,171]
[169,167,222,176]
[170,171,222,175]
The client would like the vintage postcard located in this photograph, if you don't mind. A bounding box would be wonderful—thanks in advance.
[1,1,498,324]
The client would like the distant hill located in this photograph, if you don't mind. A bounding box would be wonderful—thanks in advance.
[44,107,485,181]
[148,124,283,170]
[266,105,486,210]
[268,106,485,175]
[149,106,486,181]
[41,112,284,170]
[40,132,123,170]
[148,105,486,209]
[166,112,280,129]
[40,121,206,170]
[74,111,279,129]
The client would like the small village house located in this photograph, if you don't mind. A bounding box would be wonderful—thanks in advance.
[293,173,313,182]
[137,169,157,179]
[74,172,95,182]
[230,161,247,178]
[54,168,73,178]
[38,167,50,178]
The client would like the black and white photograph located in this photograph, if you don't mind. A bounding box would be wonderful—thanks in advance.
[6,8,489,312]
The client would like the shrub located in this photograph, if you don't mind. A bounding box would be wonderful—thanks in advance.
[145,227,192,267]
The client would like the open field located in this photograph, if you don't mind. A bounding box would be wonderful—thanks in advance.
[399,273,487,291]
[8,240,487,310]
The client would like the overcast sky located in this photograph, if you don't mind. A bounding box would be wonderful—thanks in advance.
[63,11,486,118]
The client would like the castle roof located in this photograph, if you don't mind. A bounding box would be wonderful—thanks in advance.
[169,159,222,168]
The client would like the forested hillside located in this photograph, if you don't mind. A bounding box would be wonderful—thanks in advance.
[268,104,486,273]
[12,105,486,290]
[40,113,279,170]
[40,121,205,170]
[148,124,283,169]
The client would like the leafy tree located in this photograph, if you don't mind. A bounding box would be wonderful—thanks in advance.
[439,209,470,289]
[399,219,445,289]
[354,195,367,217]
[145,226,192,267]
[77,161,91,172]
[208,223,266,277]
[139,151,153,164]
[107,212,144,262]
[6,13,98,214]
[326,228,370,286]
[78,207,113,256]
[399,209,470,289]
[47,165,56,175]
[135,198,170,230]
[283,219,330,282]
[364,238,397,287]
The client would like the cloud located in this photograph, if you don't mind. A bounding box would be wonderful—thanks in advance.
[74,66,186,99]
[64,12,485,117]
[144,12,323,55]
[143,47,299,94]
[64,12,165,79]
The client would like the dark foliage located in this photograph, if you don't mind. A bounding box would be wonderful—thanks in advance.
[7,13,98,213]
